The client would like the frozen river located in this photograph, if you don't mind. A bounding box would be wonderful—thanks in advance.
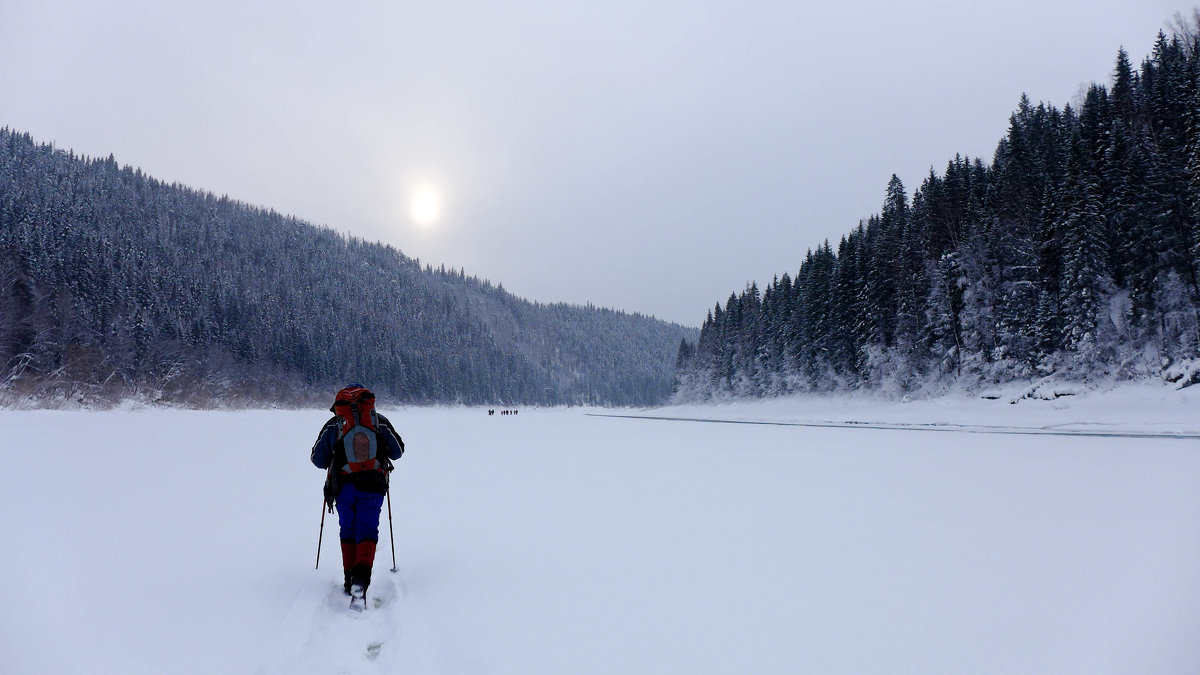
[3,389,1199,673]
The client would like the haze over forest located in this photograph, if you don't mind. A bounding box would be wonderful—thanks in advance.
[0,129,694,406]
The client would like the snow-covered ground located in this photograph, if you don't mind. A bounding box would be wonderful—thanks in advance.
[653,380,1200,438]
[3,384,1199,674]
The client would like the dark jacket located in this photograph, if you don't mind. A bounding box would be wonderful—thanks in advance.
[311,412,405,494]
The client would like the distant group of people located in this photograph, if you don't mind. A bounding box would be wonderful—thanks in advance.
[488,409,519,416]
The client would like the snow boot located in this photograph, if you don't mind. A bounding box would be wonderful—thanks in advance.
[351,563,373,593]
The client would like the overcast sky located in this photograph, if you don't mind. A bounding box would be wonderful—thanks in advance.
[0,1,1190,326]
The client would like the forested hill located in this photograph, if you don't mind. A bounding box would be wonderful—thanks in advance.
[0,129,695,406]
[676,26,1200,400]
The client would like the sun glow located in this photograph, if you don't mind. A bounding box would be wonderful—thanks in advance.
[409,184,442,227]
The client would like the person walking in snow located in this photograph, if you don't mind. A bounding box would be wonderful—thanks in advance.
[311,384,405,598]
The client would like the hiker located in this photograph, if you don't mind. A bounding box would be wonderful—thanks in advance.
[311,384,405,598]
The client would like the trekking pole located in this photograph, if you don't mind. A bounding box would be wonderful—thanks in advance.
[316,466,333,570]
[386,480,398,573]
[316,497,326,569]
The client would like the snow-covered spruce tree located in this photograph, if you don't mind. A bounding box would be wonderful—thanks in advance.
[804,243,838,387]
[1186,40,1200,355]
[895,183,928,348]
[926,251,965,378]
[1058,92,1118,373]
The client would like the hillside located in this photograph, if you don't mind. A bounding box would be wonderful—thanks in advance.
[0,129,695,406]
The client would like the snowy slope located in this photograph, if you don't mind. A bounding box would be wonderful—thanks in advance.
[2,388,1199,673]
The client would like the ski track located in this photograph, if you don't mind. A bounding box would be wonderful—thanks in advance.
[260,568,433,674]
[587,413,1200,440]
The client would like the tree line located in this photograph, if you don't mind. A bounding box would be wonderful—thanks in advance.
[676,24,1200,399]
[0,129,695,407]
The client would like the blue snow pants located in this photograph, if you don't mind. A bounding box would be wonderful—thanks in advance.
[336,483,386,541]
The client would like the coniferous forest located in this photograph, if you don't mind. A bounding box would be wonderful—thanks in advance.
[675,25,1200,400]
[0,129,695,407]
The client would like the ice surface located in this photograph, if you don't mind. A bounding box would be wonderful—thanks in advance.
[2,384,1198,673]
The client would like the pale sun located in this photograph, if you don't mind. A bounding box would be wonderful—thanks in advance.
[409,185,442,226]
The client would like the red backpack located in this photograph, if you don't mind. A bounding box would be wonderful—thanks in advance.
[331,385,383,474]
